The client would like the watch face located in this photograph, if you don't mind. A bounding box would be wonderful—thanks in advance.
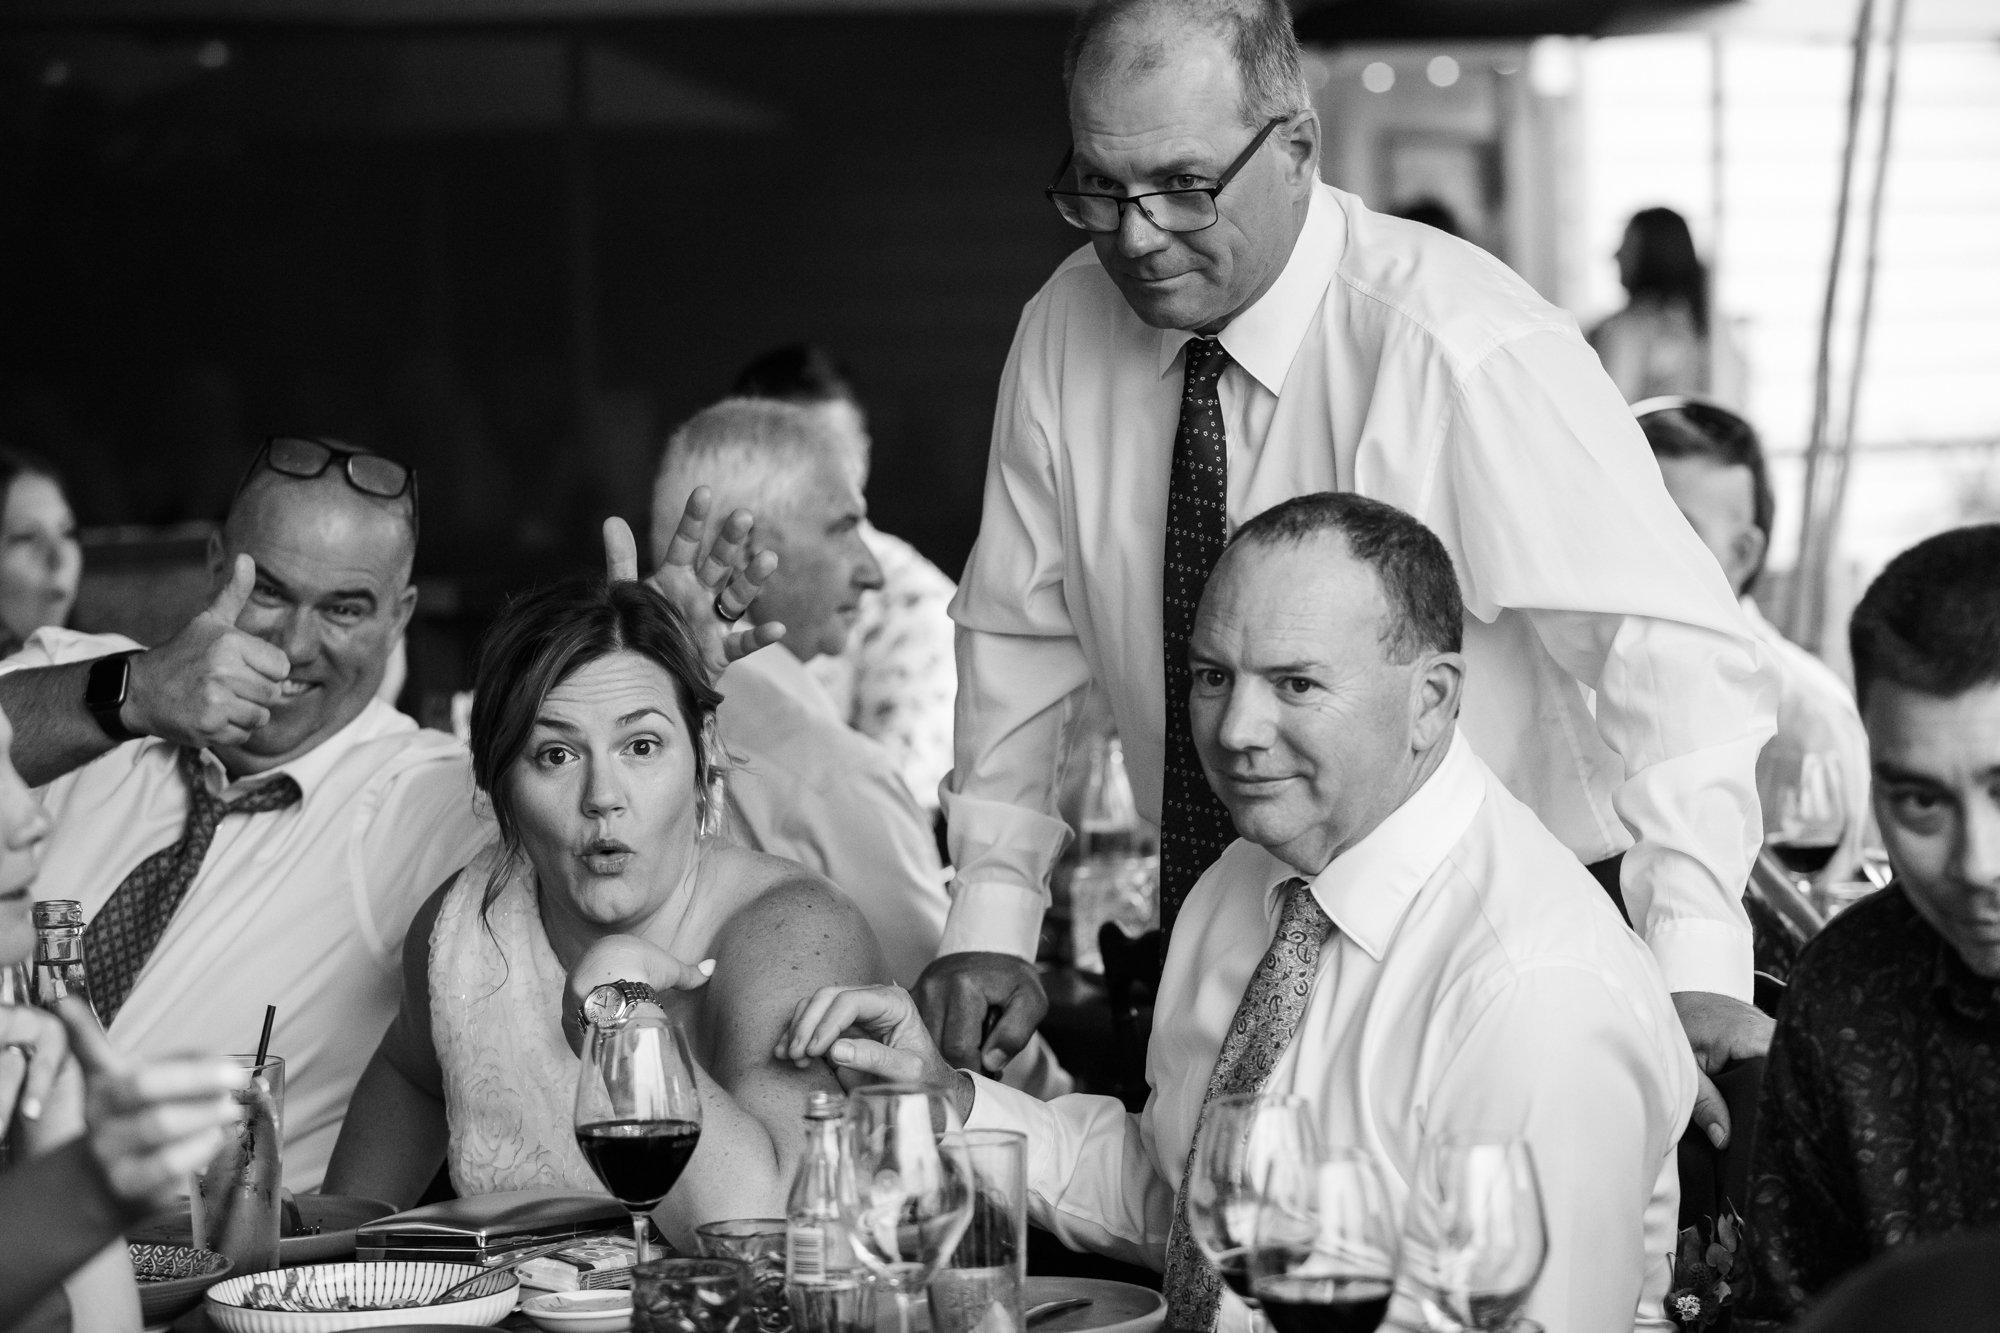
[582,984,628,1027]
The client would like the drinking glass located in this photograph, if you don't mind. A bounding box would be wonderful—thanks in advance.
[1248,1147,1400,1333]
[697,1219,791,1333]
[574,1013,703,1266]
[1185,1092,1322,1317]
[190,1054,284,1276]
[634,1255,749,1333]
[838,1083,975,1333]
[929,1130,1027,1333]
[1405,1138,1547,1333]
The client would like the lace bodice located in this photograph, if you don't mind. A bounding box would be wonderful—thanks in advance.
[429,844,604,1198]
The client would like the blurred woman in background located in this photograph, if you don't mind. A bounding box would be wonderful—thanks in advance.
[0,449,81,659]
[1590,207,1746,407]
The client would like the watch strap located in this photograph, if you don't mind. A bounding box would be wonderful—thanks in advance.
[84,651,141,744]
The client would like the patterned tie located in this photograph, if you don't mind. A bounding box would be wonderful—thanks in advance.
[1160,336,1241,942]
[1162,878,1337,1333]
[84,747,301,1025]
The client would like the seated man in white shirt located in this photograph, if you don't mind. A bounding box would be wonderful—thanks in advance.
[0,437,492,1190]
[1637,397,1872,886]
[778,492,1697,1332]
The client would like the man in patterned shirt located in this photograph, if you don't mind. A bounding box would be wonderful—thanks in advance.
[1741,523,2000,1326]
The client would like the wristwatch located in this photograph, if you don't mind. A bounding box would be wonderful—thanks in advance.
[582,979,660,1028]
[84,651,142,744]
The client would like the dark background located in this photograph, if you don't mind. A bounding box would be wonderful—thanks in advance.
[0,14,1081,619]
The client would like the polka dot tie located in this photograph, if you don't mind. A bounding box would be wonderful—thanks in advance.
[1160,336,1241,941]
[1162,878,1337,1333]
[83,746,301,1026]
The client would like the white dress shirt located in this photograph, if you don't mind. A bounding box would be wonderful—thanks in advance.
[941,181,1777,1000]
[9,628,490,1189]
[967,731,1697,1333]
[719,643,951,988]
[1741,598,1874,884]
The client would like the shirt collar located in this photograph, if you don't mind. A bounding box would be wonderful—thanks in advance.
[1244,729,1485,962]
[1927,915,2000,1025]
[140,697,402,803]
[726,643,842,723]
[1155,183,1345,396]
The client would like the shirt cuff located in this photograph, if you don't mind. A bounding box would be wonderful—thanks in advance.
[938,880,1046,961]
[1646,917,1755,1001]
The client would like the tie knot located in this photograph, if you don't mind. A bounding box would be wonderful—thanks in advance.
[226,773,303,817]
[1277,876,1334,946]
[1183,336,1230,380]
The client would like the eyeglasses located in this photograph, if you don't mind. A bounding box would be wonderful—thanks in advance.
[237,435,417,503]
[1045,115,1288,235]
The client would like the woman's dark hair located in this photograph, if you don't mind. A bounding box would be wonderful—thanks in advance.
[469,577,722,912]
[0,447,66,509]
[1622,207,1710,336]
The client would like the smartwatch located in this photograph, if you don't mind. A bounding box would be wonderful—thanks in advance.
[84,651,142,744]
[582,979,660,1028]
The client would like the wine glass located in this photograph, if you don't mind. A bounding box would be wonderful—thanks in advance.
[574,1013,703,1265]
[838,1083,976,1333]
[1184,1092,1322,1320]
[1406,1137,1547,1333]
[1762,742,1849,889]
[1247,1147,1401,1333]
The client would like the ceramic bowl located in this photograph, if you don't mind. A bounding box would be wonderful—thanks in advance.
[522,1288,634,1333]
[203,1260,519,1331]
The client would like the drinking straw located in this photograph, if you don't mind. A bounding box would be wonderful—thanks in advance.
[254,1004,276,1067]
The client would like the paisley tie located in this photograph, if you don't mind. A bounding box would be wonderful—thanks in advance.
[1162,877,1337,1332]
[84,747,302,1025]
[1160,336,1241,941]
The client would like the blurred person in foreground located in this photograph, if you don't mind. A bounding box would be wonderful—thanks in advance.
[784,494,1696,1333]
[0,436,779,1188]
[0,700,246,1333]
[651,400,1066,1094]
[1739,524,2000,1328]
[1638,397,1871,888]
[0,448,81,660]
[1588,207,1746,407]
[731,344,958,818]
[929,0,1774,1155]
[326,579,879,1243]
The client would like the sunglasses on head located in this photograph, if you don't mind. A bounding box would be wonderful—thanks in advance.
[236,435,418,505]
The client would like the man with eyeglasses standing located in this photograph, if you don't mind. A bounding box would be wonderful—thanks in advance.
[921,0,1778,1156]
[0,436,772,1189]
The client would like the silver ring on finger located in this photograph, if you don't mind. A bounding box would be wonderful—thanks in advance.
[713,592,741,623]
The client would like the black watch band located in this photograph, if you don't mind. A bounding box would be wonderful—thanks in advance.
[84,651,142,744]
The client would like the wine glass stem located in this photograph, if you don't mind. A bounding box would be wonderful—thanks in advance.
[891,1281,918,1333]
[632,1209,651,1267]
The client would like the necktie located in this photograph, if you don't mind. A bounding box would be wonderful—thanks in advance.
[84,747,302,1026]
[1162,877,1337,1333]
[1160,336,1241,941]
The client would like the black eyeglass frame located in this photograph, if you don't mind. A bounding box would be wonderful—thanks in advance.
[1044,114,1291,235]
[233,435,420,539]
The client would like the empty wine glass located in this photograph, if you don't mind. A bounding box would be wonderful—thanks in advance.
[839,1083,975,1333]
[1185,1092,1322,1321]
[1247,1147,1400,1333]
[574,1013,704,1265]
[1406,1137,1546,1333]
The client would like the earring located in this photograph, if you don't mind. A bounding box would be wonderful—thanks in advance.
[698,772,726,840]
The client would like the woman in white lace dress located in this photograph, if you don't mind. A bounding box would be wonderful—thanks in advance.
[326,578,884,1245]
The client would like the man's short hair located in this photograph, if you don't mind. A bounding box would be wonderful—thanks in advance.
[731,343,862,411]
[1229,492,1463,661]
[1062,0,1311,128]
[1849,523,2000,709]
[651,398,835,562]
[1636,398,1773,586]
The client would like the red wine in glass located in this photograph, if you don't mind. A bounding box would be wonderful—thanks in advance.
[1252,1275,1393,1333]
[1770,842,1839,879]
[576,1118,702,1208]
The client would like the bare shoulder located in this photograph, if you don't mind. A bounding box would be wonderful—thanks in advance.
[701,846,883,986]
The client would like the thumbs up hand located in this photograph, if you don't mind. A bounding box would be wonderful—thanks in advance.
[121,555,293,750]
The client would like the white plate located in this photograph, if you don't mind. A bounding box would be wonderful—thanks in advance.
[522,1288,634,1333]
